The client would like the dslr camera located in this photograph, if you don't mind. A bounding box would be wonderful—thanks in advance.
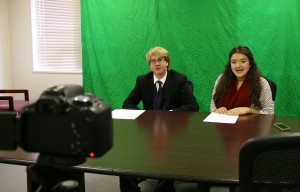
[0,85,113,159]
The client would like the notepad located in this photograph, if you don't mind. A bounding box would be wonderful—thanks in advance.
[203,112,238,124]
[112,109,145,119]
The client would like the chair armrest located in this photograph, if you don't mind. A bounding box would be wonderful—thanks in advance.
[0,96,14,111]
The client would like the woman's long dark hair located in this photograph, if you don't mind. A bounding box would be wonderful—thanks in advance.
[213,46,263,109]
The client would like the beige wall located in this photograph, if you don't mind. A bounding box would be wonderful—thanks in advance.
[4,0,82,102]
[0,0,11,88]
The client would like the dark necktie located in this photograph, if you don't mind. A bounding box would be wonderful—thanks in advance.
[153,81,163,110]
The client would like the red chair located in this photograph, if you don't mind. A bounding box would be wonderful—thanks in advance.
[0,89,30,113]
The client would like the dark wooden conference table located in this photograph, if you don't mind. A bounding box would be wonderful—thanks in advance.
[0,110,300,188]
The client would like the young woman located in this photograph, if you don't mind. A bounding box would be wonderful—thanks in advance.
[210,45,274,115]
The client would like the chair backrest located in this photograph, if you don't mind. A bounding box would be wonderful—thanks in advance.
[265,78,277,101]
[239,134,300,192]
[187,79,194,93]
[0,89,29,101]
[0,89,30,112]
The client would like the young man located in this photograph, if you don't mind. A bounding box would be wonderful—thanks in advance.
[123,46,199,112]
[121,47,199,192]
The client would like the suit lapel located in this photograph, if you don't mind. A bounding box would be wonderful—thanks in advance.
[145,74,155,107]
[163,71,172,109]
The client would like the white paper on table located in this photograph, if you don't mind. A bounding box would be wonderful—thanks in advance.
[112,109,145,119]
[203,112,239,124]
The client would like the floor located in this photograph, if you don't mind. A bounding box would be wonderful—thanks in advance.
[0,163,231,192]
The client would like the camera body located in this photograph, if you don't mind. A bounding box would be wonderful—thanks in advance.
[17,85,113,158]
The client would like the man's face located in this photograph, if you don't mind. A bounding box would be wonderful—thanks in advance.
[149,55,168,78]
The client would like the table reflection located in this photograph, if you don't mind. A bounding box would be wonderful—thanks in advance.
[216,114,275,168]
[137,111,192,162]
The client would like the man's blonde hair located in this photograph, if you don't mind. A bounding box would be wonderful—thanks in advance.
[146,47,170,69]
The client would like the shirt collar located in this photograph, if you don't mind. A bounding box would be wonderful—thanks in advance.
[153,72,167,85]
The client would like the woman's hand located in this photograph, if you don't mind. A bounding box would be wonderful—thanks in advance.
[214,107,228,114]
[215,107,260,115]
[226,107,250,115]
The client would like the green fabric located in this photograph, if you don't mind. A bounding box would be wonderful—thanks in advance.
[81,0,300,116]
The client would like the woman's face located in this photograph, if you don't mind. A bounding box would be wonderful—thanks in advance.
[230,53,251,81]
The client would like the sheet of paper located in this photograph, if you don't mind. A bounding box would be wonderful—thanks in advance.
[203,112,239,124]
[112,109,145,119]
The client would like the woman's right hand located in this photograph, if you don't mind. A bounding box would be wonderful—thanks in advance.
[214,107,228,114]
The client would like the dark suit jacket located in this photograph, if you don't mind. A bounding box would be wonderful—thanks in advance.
[122,69,199,112]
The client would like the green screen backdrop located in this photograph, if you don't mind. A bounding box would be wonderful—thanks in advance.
[81,0,300,116]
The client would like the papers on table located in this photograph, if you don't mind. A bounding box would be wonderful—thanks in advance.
[203,112,239,124]
[112,109,145,119]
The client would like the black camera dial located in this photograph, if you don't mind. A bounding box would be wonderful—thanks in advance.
[72,95,92,107]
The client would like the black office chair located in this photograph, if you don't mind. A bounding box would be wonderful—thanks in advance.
[187,79,194,93]
[239,134,300,192]
[264,78,277,101]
